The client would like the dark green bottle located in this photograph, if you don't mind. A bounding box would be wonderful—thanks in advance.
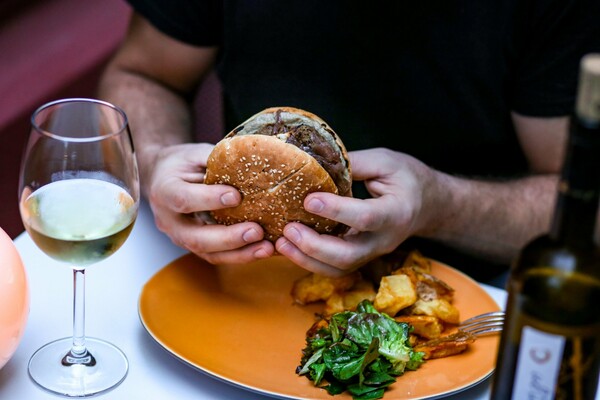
[491,54,600,400]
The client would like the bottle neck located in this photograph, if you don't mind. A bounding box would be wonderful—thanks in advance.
[550,118,600,246]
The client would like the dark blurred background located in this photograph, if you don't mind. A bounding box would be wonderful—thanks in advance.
[0,0,225,239]
[0,0,131,238]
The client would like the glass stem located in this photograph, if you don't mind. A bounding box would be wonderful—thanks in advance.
[62,268,96,366]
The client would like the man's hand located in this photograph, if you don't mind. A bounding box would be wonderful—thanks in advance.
[275,148,437,277]
[276,135,561,277]
[147,143,275,264]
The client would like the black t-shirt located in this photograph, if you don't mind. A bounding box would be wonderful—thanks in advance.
[125,0,600,282]
[126,0,600,177]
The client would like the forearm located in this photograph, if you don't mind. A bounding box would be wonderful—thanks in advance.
[98,67,195,197]
[417,172,559,264]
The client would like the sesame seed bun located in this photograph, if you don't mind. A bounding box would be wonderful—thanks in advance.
[204,107,352,242]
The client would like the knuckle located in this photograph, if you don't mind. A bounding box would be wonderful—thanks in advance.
[185,236,209,253]
[335,253,355,269]
[153,216,168,233]
[332,250,363,271]
[354,210,378,231]
[170,234,187,249]
[169,191,191,213]
[148,184,162,206]
[199,249,245,266]
[327,202,344,220]
[149,178,195,214]
[297,237,319,255]
[225,235,244,249]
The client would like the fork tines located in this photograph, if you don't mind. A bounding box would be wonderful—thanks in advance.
[459,311,505,337]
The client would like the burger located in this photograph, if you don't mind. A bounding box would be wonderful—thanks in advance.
[204,106,353,242]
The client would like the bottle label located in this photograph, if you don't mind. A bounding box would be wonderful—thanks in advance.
[511,326,565,399]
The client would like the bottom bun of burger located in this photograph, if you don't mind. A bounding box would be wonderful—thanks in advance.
[204,106,352,242]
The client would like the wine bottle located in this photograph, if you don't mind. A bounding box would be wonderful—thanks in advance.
[491,53,600,400]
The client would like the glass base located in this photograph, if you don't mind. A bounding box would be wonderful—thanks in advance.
[28,337,128,397]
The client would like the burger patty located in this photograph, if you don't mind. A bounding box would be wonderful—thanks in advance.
[253,121,351,196]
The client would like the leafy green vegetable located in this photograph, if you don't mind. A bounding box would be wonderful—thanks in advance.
[297,300,425,399]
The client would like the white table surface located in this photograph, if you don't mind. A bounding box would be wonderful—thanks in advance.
[0,201,511,400]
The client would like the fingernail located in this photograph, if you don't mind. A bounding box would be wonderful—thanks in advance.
[220,191,237,206]
[306,198,325,213]
[254,248,269,259]
[286,227,301,243]
[276,238,291,253]
[242,228,260,243]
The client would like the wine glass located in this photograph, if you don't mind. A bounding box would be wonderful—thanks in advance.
[18,98,139,397]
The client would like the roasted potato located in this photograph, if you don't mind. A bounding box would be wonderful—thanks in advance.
[405,298,460,324]
[415,272,454,302]
[291,250,472,360]
[324,279,377,315]
[291,272,360,305]
[401,249,432,272]
[394,315,444,339]
[373,274,417,316]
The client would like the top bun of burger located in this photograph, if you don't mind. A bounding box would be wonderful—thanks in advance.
[204,106,352,242]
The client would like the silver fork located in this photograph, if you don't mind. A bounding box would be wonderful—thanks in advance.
[459,311,505,337]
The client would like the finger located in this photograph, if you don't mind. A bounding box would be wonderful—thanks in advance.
[277,223,370,275]
[167,142,214,167]
[348,149,392,181]
[174,220,267,254]
[181,142,214,163]
[304,193,392,232]
[180,144,214,180]
[199,240,274,265]
[158,179,241,214]
[152,202,275,263]
[275,236,351,278]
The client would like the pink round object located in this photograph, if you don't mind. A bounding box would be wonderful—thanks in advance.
[0,227,29,370]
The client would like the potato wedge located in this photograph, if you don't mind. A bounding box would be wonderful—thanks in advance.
[401,250,432,273]
[394,315,444,339]
[405,298,460,324]
[374,274,417,316]
[291,272,360,305]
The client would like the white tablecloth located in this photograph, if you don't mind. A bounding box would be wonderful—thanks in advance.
[1,201,513,400]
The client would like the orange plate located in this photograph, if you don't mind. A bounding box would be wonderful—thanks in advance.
[139,254,501,399]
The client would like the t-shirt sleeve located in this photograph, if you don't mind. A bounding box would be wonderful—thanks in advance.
[126,0,222,46]
[510,0,600,117]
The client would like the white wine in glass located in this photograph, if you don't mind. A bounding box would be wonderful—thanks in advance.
[19,98,140,397]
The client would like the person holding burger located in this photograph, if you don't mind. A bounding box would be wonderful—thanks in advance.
[98,1,600,284]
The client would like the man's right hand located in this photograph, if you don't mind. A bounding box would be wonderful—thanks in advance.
[146,143,275,264]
